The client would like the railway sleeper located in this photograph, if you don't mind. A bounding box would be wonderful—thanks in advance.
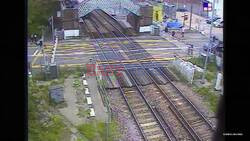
[137,116,155,122]
[133,103,146,109]
[133,107,149,113]
[202,135,213,141]
[186,116,201,123]
[146,133,166,140]
[143,127,162,133]
[138,118,156,124]
[140,122,158,128]
[191,119,204,125]
[200,132,212,139]
[144,130,165,138]
[171,97,184,102]
[128,98,143,104]
[169,95,182,99]
[191,122,205,128]
[177,106,192,111]
[125,93,139,99]
[136,112,152,117]
[183,111,197,117]
[194,125,211,132]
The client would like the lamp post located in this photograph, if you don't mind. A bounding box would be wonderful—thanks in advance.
[201,0,216,84]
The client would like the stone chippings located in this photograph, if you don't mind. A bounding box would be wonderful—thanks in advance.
[107,89,142,141]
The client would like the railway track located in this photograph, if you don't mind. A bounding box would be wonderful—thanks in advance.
[92,10,215,140]
[83,19,175,141]
[124,87,171,140]
[82,9,216,141]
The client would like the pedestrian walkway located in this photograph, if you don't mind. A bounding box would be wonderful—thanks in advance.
[161,32,187,48]
[86,75,108,122]
[59,76,85,126]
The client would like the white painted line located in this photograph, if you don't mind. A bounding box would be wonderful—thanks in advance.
[85,88,89,94]
[83,80,88,86]
[86,97,92,105]
[82,74,86,79]
[89,108,95,117]
[32,49,39,56]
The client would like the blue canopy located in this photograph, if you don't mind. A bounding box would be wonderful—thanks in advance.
[164,20,183,29]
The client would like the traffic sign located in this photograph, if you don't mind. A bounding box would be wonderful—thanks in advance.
[203,2,212,11]
[182,15,188,20]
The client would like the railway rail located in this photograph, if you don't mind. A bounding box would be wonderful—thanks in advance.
[82,9,216,141]
[83,19,174,140]
[94,10,215,140]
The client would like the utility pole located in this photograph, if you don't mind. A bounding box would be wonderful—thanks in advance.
[189,2,193,30]
[201,0,216,84]
[177,0,179,9]
[51,16,54,42]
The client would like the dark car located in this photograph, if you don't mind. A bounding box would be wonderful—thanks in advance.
[203,37,222,54]
[176,8,188,12]
[206,17,221,24]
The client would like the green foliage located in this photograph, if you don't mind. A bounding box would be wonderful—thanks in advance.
[78,108,90,117]
[188,57,204,68]
[205,71,216,82]
[96,121,121,141]
[194,71,202,80]
[188,57,217,82]
[73,79,81,88]
[28,77,69,141]
[50,78,65,85]
[194,87,219,112]
[32,72,45,81]
[28,0,58,35]
[77,120,121,141]
[77,122,99,140]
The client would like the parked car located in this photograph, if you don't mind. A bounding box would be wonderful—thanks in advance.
[213,19,223,28]
[206,17,221,24]
[203,37,222,54]
[176,8,188,12]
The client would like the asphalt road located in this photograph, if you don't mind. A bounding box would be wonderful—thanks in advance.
[28,46,39,63]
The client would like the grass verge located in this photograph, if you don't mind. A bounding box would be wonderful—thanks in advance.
[193,86,219,112]
[28,78,70,141]
[77,120,121,141]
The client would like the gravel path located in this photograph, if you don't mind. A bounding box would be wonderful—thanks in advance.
[59,76,85,126]
[86,76,108,121]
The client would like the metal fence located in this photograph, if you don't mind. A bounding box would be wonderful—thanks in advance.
[172,58,195,84]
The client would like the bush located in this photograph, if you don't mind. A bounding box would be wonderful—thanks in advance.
[73,79,81,88]
[77,120,121,141]
[28,80,69,141]
[188,57,217,82]
[194,87,219,112]
[194,71,202,80]
[205,71,216,82]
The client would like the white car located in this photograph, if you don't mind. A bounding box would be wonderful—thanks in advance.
[212,19,223,28]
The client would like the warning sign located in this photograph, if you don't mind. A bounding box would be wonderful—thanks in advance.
[153,5,163,22]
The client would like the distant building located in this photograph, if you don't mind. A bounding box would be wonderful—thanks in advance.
[49,85,64,103]
[209,0,223,18]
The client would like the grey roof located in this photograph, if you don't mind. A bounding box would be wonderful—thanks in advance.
[49,85,64,103]
[78,0,140,17]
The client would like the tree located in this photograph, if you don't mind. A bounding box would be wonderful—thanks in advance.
[28,0,58,36]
